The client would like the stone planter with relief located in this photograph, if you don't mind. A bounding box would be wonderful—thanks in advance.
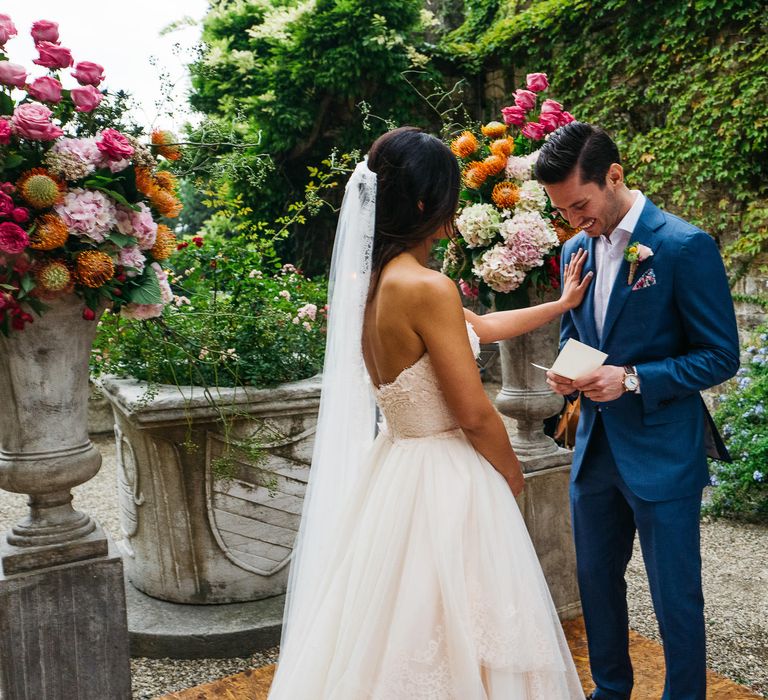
[101,375,321,605]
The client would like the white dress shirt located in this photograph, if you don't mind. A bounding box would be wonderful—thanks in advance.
[593,190,646,340]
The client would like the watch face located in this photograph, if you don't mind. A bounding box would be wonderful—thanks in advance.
[624,375,639,391]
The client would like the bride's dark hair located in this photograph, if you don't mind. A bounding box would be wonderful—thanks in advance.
[367,126,460,276]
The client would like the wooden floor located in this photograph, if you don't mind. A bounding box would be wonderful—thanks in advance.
[160,617,761,699]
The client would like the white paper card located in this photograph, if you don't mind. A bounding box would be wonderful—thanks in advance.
[531,338,608,380]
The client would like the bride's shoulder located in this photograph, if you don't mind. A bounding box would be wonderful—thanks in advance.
[381,263,458,307]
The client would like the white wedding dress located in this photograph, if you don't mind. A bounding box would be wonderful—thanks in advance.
[268,322,584,699]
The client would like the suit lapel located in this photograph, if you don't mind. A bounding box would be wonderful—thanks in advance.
[599,199,665,349]
[572,238,598,348]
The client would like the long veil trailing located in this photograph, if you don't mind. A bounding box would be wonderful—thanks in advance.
[277,159,378,655]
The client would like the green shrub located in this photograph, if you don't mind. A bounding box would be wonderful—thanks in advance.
[92,235,327,388]
[708,327,768,522]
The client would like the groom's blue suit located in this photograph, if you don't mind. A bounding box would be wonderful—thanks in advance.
[560,198,739,700]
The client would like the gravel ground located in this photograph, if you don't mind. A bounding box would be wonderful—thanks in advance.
[0,436,765,698]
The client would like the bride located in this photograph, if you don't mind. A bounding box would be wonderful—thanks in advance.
[268,126,591,699]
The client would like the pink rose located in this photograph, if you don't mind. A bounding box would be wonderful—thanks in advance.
[97,128,134,161]
[30,20,59,45]
[33,41,73,70]
[70,85,103,113]
[0,119,10,145]
[0,62,27,89]
[521,121,547,141]
[501,105,526,126]
[0,222,30,255]
[71,61,105,87]
[27,76,63,103]
[514,89,537,112]
[0,192,13,216]
[458,279,479,299]
[10,102,63,141]
[0,14,17,46]
[526,73,549,92]
[559,111,575,126]
[11,208,29,224]
[539,111,561,133]
[540,99,563,114]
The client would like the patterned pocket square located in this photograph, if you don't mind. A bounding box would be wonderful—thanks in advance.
[632,268,656,291]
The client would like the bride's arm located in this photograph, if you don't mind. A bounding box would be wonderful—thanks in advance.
[413,272,524,496]
[465,248,592,343]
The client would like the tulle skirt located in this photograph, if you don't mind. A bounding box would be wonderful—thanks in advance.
[268,430,584,699]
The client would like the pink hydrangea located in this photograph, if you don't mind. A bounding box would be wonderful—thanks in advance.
[297,303,318,321]
[151,263,173,303]
[115,202,157,250]
[54,188,117,243]
[121,303,163,320]
[499,211,558,271]
[118,246,146,277]
[0,222,30,255]
[472,244,527,294]
[49,137,101,173]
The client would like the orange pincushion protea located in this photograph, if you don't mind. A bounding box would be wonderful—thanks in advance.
[154,170,178,193]
[151,224,177,260]
[489,138,515,158]
[74,250,115,288]
[481,121,508,139]
[17,168,66,209]
[151,130,182,161]
[29,213,69,250]
[483,154,507,177]
[462,161,489,189]
[553,219,579,244]
[151,189,182,218]
[492,181,520,209]
[134,167,157,197]
[34,260,74,298]
[450,131,479,159]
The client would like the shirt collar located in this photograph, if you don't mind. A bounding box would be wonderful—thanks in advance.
[614,190,645,237]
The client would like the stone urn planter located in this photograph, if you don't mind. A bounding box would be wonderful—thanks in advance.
[494,290,582,619]
[0,295,131,698]
[101,374,322,604]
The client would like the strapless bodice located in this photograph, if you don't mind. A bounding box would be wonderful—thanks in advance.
[374,322,481,440]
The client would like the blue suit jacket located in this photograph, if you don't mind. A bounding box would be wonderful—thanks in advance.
[560,198,740,501]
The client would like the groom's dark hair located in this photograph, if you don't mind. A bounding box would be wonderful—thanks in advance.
[367,126,460,277]
[534,121,621,187]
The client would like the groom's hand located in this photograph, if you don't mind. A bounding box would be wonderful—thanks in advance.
[572,365,625,402]
[546,371,575,396]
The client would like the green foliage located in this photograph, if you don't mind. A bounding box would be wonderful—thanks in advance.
[188,0,445,273]
[437,0,768,275]
[92,236,328,388]
[709,326,768,522]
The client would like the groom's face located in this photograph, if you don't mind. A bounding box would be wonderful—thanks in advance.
[543,165,623,238]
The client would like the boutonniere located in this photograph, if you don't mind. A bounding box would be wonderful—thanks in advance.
[623,242,654,285]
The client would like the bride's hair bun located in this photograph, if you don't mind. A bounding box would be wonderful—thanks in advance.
[367,126,460,274]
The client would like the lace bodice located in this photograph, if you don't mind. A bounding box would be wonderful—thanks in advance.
[375,322,481,440]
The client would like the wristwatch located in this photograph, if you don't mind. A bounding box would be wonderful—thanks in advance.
[622,365,640,393]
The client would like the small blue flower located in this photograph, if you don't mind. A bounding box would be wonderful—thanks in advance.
[709,475,720,486]
[753,470,764,482]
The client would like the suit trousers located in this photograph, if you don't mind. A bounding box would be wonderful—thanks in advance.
[570,414,706,700]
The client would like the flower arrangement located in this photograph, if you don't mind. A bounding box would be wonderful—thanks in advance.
[440,72,579,310]
[0,14,183,334]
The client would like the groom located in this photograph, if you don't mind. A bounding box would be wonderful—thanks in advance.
[536,122,739,699]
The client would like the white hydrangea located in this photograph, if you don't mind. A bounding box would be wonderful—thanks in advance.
[472,244,527,293]
[455,203,501,248]
[517,180,548,212]
[505,150,540,182]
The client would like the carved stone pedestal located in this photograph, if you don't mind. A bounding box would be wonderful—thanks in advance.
[0,539,131,699]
